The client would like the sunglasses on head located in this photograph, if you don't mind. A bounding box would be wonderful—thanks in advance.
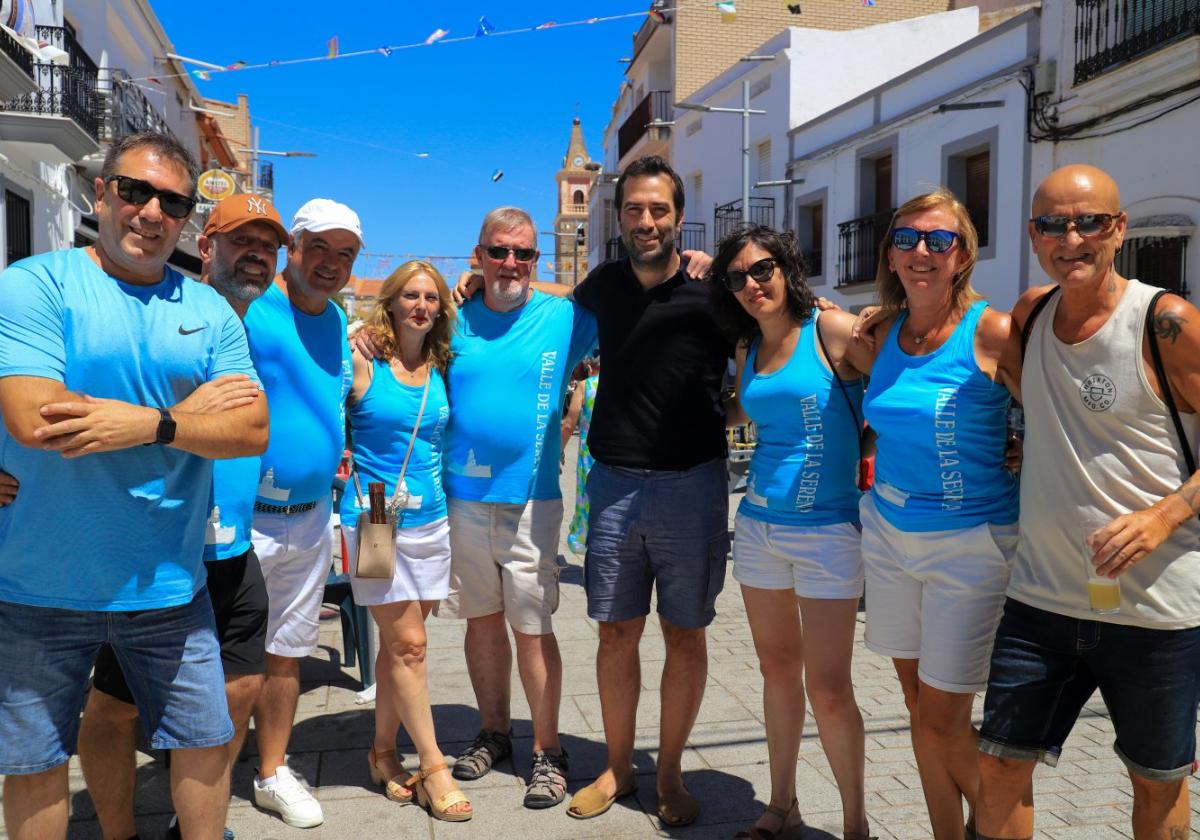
[721,257,777,292]
[1030,213,1117,238]
[483,245,537,263]
[891,227,959,254]
[105,175,196,220]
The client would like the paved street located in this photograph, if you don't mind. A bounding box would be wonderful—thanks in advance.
[20,436,1200,839]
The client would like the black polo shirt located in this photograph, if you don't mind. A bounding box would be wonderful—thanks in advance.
[573,257,732,471]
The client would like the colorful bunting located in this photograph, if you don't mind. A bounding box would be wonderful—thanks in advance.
[192,70,211,80]
[535,21,557,30]
[326,36,338,59]
[425,28,449,45]
[378,46,392,56]
[225,60,246,70]
[649,9,668,23]
[475,16,495,37]
[862,0,875,6]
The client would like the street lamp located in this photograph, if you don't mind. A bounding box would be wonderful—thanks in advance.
[676,54,775,224]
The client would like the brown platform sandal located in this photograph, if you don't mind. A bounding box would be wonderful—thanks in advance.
[367,748,413,804]
[404,762,473,822]
[734,798,805,839]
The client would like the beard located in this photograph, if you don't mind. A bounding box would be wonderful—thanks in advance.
[487,275,527,306]
[209,254,271,302]
[624,225,677,268]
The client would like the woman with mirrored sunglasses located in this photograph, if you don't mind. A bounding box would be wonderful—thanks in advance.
[857,188,1023,839]
[711,226,875,840]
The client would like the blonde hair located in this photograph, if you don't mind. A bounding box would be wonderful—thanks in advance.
[361,260,455,373]
[875,187,982,314]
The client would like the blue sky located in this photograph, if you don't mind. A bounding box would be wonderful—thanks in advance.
[153,2,646,280]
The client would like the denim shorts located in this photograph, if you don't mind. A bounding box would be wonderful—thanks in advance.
[980,597,1200,781]
[0,590,233,775]
[584,459,730,629]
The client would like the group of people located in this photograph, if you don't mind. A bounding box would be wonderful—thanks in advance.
[0,128,1195,840]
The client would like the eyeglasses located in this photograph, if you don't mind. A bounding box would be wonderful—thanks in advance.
[1030,213,1117,238]
[483,245,537,263]
[721,257,777,292]
[891,227,959,254]
[105,175,196,220]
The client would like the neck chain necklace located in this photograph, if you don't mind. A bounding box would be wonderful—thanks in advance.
[908,322,938,346]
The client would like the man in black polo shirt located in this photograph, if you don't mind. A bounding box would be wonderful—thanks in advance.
[563,156,732,826]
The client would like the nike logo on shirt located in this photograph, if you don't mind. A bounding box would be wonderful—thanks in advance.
[178,325,205,335]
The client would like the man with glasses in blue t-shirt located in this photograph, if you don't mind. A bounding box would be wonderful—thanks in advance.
[0,132,268,840]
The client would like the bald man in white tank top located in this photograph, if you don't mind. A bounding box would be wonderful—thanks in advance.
[975,164,1200,840]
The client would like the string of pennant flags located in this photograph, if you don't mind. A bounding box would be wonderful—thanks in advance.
[125,1,879,86]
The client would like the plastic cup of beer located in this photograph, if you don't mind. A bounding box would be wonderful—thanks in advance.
[1082,519,1120,615]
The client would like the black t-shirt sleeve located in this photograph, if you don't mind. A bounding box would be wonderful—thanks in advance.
[573,267,600,312]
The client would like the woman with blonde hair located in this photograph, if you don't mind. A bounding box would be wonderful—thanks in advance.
[856,188,1022,838]
[340,260,472,821]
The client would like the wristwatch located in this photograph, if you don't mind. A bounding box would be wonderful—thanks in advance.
[151,408,176,446]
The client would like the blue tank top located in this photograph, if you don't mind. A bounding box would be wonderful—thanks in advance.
[738,310,864,526]
[339,361,450,529]
[863,300,1018,531]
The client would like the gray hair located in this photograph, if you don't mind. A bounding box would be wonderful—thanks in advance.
[478,206,535,244]
[100,132,200,195]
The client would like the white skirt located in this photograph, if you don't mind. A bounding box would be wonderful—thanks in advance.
[342,516,451,605]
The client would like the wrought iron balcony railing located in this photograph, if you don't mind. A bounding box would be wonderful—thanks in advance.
[802,247,823,278]
[713,197,775,246]
[606,236,629,262]
[99,68,175,142]
[1,26,100,141]
[836,211,893,288]
[1074,0,1200,85]
[0,25,34,79]
[617,89,671,160]
[258,161,275,192]
[681,221,706,254]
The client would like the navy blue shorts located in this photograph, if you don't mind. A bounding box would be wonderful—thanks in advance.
[583,459,730,629]
[980,598,1200,781]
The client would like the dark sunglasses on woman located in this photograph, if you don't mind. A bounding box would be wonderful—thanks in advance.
[891,227,959,254]
[1030,213,1116,238]
[721,257,777,292]
[105,175,197,220]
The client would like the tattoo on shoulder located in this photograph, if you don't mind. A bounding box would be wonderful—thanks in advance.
[1154,309,1186,343]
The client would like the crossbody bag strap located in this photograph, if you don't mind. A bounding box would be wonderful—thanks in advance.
[1020,285,1061,361]
[348,358,377,509]
[389,366,433,509]
[814,312,864,462]
[1145,289,1197,477]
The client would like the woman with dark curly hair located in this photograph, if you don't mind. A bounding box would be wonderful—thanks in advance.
[711,225,872,840]
[341,260,472,821]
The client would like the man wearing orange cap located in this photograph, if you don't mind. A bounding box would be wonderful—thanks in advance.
[75,192,288,840]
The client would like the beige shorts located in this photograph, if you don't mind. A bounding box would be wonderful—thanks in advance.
[436,497,564,635]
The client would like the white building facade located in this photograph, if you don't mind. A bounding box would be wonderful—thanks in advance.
[787,10,1040,310]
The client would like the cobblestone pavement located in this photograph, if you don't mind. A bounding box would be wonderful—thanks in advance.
[15,438,1200,838]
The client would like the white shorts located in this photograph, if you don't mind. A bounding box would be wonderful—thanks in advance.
[435,498,563,635]
[732,512,863,599]
[859,494,1017,693]
[342,516,451,606]
[252,498,334,658]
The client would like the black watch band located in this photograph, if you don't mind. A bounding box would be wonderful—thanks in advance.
[153,408,176,446]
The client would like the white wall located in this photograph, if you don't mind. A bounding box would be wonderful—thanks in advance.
[671,9,980,247]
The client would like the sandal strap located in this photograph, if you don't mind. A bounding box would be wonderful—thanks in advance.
[432,789,470,811]
[764,798,798,819]
[419,761,450,780]
[373,747,397,761]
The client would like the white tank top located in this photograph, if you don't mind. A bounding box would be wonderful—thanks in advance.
[1008,279,1200,629]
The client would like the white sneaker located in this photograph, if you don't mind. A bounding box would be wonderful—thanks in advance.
[253,766,324,828]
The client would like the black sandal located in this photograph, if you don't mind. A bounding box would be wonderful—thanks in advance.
[451,728,512,781]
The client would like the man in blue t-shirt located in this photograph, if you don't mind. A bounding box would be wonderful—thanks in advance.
[0,132,269,840]
[422,207,596,809]
[242,198,360,829]
[72,193,289,840]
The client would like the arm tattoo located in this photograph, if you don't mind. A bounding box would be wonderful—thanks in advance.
[1153,309,1186,343]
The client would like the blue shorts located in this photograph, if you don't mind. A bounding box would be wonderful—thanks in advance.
[980,598,1200,781]
[584,459,730,629]
[0,590,233,775]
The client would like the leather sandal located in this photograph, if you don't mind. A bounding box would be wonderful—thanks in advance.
[404,762,473,822]
[734,798,805,839]
[566,777,637,819]
[367,748,412,804]
[657,787,700,827]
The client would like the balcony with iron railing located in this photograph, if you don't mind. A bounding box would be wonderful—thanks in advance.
[713,197,775,246]
[836,211,893,288]
[99,68,175,143]
[803,247,823,279]
[0,24,36,99]
[257,161,275,193]
[0,25,101,160]
[606,236,628,262]
[681,221,706,254]
[1074,0,1200,84]
[618,89,672,160]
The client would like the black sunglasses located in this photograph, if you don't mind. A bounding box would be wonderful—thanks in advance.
[483,245,537,263]
[106,175,196,220]
[1030,213,1117,238]
[891,227,959,254]
[721,257,777,292]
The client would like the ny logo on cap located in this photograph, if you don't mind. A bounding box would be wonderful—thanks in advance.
[246,197,268,215]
